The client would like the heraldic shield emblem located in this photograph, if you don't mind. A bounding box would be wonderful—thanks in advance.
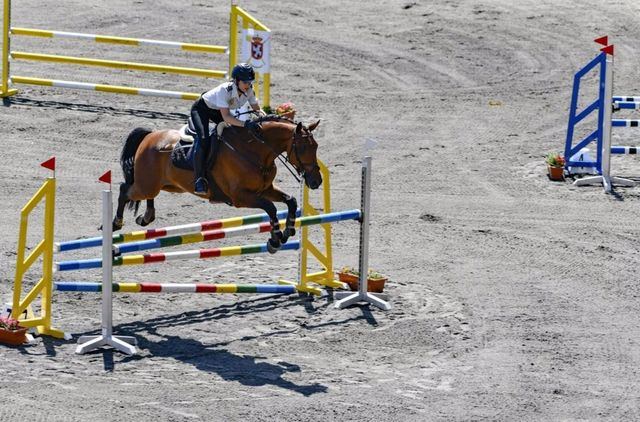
[251,36,263,60]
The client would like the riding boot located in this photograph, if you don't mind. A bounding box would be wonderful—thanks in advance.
[193,142,208,195]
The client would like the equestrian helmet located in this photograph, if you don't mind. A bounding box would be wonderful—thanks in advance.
[231,63,255,82]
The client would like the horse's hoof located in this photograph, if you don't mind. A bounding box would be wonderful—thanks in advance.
[135,215,154,227]
[267,238,281,254]
[284,227,296,240]
[112,218,124,232]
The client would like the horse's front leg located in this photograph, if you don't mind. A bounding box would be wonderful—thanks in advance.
[233,190,282,253]
[261,186,297,244]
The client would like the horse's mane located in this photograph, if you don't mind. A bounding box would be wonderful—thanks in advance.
[254,114,296,126]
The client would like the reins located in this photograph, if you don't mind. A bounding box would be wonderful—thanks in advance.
[223,115,306,183]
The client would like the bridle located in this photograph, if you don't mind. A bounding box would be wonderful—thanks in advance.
[221,118,318,183]
[285,126,320,182]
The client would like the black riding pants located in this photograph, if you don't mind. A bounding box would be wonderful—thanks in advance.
[189,97,224,179]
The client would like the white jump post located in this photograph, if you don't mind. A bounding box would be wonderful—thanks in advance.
[335,156,391,311]
[573,45,635,192]
[76,189,137,355]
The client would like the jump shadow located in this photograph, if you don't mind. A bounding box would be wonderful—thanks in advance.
[3,96,188,122]
[76,293,332,395]
[136,333,328,396]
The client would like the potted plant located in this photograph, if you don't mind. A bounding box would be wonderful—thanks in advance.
[337,266,388,293]
[275,102,296,120]
[0,315,28,346]
[546,152,565,181]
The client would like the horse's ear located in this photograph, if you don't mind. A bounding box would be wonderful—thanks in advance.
[308,120,321,132]
[296,122,303,133]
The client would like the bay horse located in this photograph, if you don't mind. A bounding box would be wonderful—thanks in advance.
[114,116,322,253]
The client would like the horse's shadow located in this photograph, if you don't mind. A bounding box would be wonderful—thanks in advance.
[132,334,328,396]
[3,96,188,121]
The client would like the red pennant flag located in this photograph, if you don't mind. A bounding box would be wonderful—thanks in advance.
[40,157,55,171]
[600,45,614,56]
[594,35,608,46]
[98,170,111,184]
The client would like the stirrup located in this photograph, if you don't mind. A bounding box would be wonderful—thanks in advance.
[194,177,208,194]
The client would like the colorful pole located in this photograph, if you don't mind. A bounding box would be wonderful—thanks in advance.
[55,240,300,271]
[55,208,298,252]
[55,282,296,294]
[113,209,360,255]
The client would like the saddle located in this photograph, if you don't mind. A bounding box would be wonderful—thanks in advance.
[170,124,234,204]
[170,124,229,171]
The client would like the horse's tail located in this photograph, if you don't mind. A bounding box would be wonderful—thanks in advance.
[121,127,152,214]
[121,127,152,185]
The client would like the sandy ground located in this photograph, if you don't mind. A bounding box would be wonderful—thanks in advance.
[3,0,640,420]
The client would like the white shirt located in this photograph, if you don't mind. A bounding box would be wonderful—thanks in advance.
[201,81,258,110]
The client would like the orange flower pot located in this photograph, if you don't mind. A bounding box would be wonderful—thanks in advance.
[337,272,387,293]
[0,326,28,346]
[547,165,564,181]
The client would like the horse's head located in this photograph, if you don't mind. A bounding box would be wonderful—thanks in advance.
[288,120,323,190]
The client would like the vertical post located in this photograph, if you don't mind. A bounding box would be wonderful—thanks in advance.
[229,4,238,77]
[1,0,17,97]
[76,190,137,355]
[335,157,390,310]
[40,176,56,333]
[601,52,614,190]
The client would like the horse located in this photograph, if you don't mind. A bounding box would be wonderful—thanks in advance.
[113,116,323,253]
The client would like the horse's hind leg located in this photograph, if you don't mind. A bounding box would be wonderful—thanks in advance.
[113,183,130,231]
[262,186,298,244]
[135,199,156,226]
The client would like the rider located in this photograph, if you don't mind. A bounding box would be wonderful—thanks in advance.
[189,63,265,195]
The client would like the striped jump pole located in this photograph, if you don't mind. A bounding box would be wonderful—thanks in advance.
[55,282,297,294]
[55,208,299,252]
[611,146,640,154]
[1,1,271,106]
[11,76,200,101]
[612,119,640,127]
[613,101,640,110]
[113,209,361,255]
[613,96,640,102]
[56,241,300,272]
[10,28,227,53]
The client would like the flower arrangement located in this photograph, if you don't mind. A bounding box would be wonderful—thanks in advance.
[546,152,566,168]
[0,315,29,346]
[275,102,296,117]
[337,266,388,292]
[0,315,22,331]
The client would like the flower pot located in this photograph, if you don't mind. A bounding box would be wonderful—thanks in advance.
[0,326,28,346]
[547,165,564,181]
[337,272,387,293]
